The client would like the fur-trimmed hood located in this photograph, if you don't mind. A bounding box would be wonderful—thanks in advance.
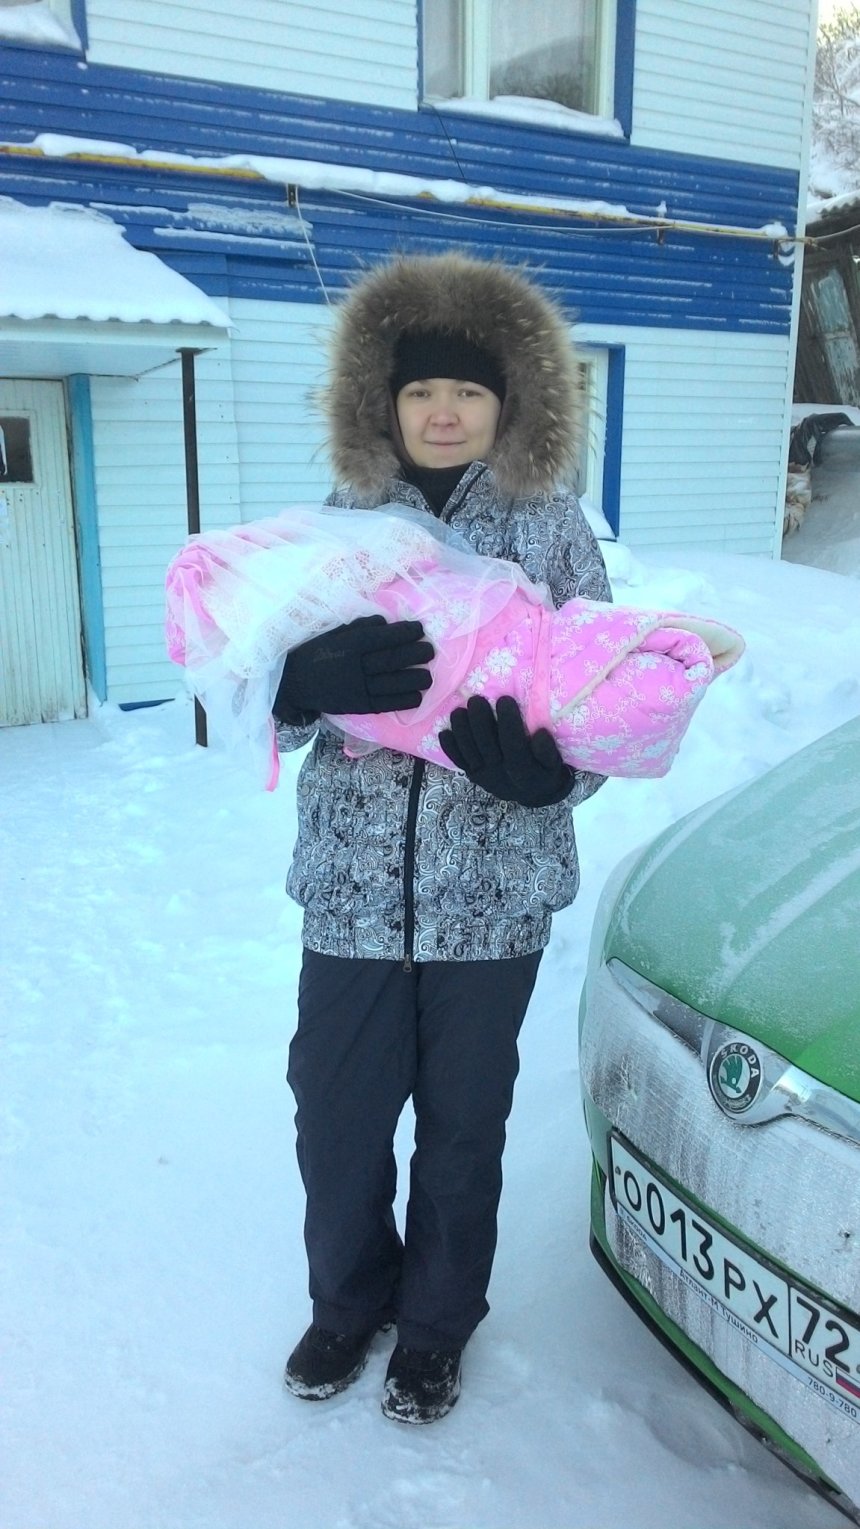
[320,252,581,502]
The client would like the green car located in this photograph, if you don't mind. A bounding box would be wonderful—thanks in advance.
[580,714,860,1521]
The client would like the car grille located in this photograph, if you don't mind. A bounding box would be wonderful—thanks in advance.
[580,959,860,1504]
[608,959,860,1143]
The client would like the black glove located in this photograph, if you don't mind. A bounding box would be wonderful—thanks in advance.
[274,615,434,721]
[439,695,575,807]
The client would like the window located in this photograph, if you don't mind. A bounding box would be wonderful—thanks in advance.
[0,0,83,51]
[571,347,622,539]
[572,352,607,508]
[423,0,617,122]
[0,417,34,483]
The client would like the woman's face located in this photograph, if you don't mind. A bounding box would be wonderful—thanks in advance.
[395,379,501,469]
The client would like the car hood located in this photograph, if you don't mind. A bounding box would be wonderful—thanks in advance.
[604,714,860,1102]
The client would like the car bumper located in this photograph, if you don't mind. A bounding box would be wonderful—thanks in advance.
[580,959,860,1511]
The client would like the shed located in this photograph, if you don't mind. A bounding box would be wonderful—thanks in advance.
[796,191,860,404]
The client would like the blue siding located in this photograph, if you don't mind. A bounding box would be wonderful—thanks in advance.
[0,46,798,223]
[0,154,796,332]
[0,44,799,333]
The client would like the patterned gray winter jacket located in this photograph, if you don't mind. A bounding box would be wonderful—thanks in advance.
[277,463,611,962]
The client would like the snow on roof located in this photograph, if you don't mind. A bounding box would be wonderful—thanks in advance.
[14,136,634,224]
[807,187,860,225]
[0,199,230,328]
[6,135,793,245]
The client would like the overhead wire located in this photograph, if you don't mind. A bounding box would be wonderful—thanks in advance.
[293,186,332,303]
[334,188,669,237]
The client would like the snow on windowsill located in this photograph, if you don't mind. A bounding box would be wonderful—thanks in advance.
[427,95,625,140]
[0,1,81,50]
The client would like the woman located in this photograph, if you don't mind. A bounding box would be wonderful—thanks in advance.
[274,252,611,1424]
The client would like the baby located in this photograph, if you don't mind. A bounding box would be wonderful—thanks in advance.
[166,504,743,790]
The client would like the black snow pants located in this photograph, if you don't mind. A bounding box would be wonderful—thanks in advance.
[287,948,542,1351]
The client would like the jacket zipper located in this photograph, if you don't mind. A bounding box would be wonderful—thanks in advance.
[440,463,488,525]
[399,466,486,970]
[402,759,425,971]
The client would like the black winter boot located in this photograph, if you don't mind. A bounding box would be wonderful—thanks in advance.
[283,1323,378,1400]
[381,1343,462,1424]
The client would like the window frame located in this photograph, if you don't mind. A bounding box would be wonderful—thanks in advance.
[572,343,624,537]
[574,348,609,511]
[419,0,634,137]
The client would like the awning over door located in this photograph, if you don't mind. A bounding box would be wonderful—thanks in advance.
[0,198,231,377]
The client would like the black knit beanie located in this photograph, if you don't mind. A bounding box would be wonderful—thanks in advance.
[390,328,507,403]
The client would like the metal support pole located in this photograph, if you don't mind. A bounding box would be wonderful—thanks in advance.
[179,347,207,749]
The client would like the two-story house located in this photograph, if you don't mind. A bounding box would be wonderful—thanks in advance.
[0,0,817,727]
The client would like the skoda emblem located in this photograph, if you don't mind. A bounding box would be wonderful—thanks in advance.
[709,1039,763,1115]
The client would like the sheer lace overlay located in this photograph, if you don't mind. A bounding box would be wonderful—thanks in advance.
[166,504,743,790]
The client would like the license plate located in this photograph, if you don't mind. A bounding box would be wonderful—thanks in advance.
[609,1134,860,1422]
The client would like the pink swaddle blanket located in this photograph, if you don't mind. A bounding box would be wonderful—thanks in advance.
[165,504,744,790]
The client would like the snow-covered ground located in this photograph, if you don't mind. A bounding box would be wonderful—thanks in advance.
[3,536,860,1529]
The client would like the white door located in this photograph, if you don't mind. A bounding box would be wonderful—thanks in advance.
[0,379,86,726]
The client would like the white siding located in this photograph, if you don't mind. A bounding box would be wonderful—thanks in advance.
[84,0,417,111]
[575,324,793,555]
[91,348,240,704]
[632,0,816,172]
[228,298,333,515]
[90,300,333,705]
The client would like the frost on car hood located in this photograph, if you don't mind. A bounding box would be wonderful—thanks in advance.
[605,714,860,1101]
